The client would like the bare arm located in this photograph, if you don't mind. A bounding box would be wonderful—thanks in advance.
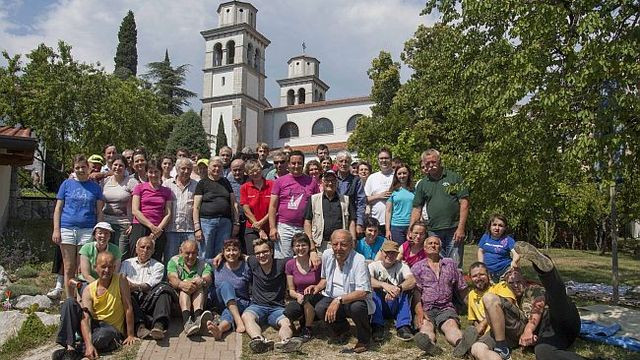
[96,199,104,222]
[80,288,97,359]
[477,247,484,263]
[385,201,393,238]
[119,274,137,343]
[409,207,422,229]
[268,195,279,239]
[156,200,173,231]
[303,219,313,240]
[79,255,96,283]
[52,200,63,244]
[287,274,302,301]
[193,195,202,242]
[454,198,470,242]
[349,220,357,243]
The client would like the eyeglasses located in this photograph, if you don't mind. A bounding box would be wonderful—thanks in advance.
[274,160,286,165]
[255,249,271,256]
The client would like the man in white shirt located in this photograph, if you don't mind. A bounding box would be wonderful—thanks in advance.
[364,147,395,235]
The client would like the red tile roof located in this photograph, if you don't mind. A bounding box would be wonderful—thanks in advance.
[0,126,33,139]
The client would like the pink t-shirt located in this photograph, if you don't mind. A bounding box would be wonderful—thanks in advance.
[285,258,321,294]
[132,182,172,226]
[401,241,427,267]
[271,174,319,227]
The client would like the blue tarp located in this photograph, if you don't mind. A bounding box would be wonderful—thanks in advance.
[580,320,640,352]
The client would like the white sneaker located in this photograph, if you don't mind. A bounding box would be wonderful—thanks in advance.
[46,287,63,299]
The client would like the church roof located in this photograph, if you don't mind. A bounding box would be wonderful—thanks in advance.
[0,125,37,166]
[265,96,371,111]
[217,1,257,13]
[287,55,320,64]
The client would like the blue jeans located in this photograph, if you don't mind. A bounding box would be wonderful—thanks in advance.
[390,225,409,245]
[165,231,195,261]
[215,281,250,328]
[371,290,412,328]
[429,227,464,268]
[200,217,232,262]
[245,304,286,328]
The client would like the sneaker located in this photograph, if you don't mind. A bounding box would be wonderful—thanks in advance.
[47,287,63,300]
[300,327,313,342]
[395,325,414,341]
[249,337,274,354]
[372,324,385,342]
[453,326,478,357]
[136,324,151,339]
[198,310,213,335]
[415,332,437,355]
[493,346,512,360]
[515,241,554,272]
[275,337,303,353]
[150,322,166,340]
[184,319,200,337]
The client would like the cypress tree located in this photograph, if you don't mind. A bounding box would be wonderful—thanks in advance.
[114,10,138,79]
[215,115,228,154]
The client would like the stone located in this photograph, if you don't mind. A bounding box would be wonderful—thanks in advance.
[0,310,28,347]
[35,312,60,327]
[13,295,52,310]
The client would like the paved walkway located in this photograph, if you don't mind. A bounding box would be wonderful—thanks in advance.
[136,320,242,360]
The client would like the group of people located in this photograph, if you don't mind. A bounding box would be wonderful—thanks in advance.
[48,143,584,360]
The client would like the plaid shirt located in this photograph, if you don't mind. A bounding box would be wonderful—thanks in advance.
[411,257,467,312]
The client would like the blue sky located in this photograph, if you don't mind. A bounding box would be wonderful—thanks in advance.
[0,0,437,107]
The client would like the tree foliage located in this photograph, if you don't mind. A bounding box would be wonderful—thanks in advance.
[142,50,196,116]
[113,10,138,79]
[166,110,211,158]
[349,1,640,245]
[215,115,228,154]
[0,41,172,182]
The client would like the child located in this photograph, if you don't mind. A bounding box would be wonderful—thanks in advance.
[477,214,520,282]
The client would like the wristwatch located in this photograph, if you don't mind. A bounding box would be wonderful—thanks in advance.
[336,296,343,304]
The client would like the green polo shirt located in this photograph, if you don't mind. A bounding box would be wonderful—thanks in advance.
[78,242,122,281]
[166,255,212,281]
[413,169,469,231]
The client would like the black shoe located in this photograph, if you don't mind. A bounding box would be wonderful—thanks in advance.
[301,327,313,342]
[395,326,414,341]
[415,332,437,355]
[51,348,65,360]
[61,349,82,360]
[274,337,303,353]
[136,324,151,339]
[249,337,274,354]
[150,322,166,340]
[372,324,385,342]
[453,326,478,357]
[514,241,554,272]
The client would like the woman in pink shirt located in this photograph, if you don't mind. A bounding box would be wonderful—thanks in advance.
[131,159,173,261]
[398,221,427,267]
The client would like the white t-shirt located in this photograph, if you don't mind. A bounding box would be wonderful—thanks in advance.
[368,260,412,286]
[331,264,346,297]
[364,171,394,225]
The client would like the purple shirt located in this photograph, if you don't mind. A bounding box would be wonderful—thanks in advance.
[285,258,321,294]
[411,257,467,312]
[271,174,319,227]
[132,182,172,226]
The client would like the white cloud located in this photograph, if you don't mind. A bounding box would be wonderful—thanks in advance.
[0,0,437,107]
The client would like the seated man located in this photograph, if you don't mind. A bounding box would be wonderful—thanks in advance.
[121,236,173,340]
[369,240,415,342]
[411,236,470,356]
[355,217,385,262]
[313,229,376,353]
[471,242,584,360]
[241,238,302,354]
[167,240,213,337]
[54,252,136,360]
[459,262,515,358]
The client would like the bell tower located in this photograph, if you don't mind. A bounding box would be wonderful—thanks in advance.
[277,55,330,106]
[201,1,270,152]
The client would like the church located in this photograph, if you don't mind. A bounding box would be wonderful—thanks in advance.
[200,0,373,158]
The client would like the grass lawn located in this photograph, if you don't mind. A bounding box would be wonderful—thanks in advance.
[240,244,640,360]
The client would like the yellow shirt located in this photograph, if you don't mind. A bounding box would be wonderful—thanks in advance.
[468,281,515,333]
[89,275,125,334]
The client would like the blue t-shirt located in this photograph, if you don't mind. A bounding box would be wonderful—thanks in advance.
[355,236,385,260]
[478,233,515,274]
[57,179,103,229]
[214,261,251,301]
[389,187,415,226]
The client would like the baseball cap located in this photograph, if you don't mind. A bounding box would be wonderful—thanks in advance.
[93,222,114,233]
[196,158,209,167]
[381,240,399,253]
[88,154,105,165]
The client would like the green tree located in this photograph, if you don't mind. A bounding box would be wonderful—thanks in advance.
[113,10,138,79]
[166,110,211,157]
[142,50,196,116]
[215,115,228,154]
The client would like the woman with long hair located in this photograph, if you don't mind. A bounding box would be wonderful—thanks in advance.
[52,154,104,298]
[131,148,148,184]
[131,159,173,261]
[385,163,414,245]
[160,154,174,182]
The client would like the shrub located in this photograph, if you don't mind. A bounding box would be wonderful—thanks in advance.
[15,265,38,279]
[6,284,41,297]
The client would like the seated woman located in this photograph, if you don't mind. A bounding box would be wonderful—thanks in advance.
[78,222,122,286]
[283,233,322,341]
[207,238,250,340]
[477,214,520,282]
[397,221,427,267]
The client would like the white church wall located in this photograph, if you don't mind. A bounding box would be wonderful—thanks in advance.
[246,71,259,100]
[210,104,234,148]
[212,70,235,97]
[245,107,258,148]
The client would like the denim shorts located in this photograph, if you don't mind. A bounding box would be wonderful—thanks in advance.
[60,227,93,246]
[244,303,286,328]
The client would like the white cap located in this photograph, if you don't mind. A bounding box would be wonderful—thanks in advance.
[93,222,114,233]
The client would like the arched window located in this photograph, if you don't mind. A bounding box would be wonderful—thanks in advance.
[287,89,295,106]
[314,89,318,101]
[254,49,260,71]
[312,118,333,135]
[246,43,253,66]
[279,122,299,138]
[213,43,223,66]
[347,114,363,132]
[226,40,235,64]
[297,88,306,104]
